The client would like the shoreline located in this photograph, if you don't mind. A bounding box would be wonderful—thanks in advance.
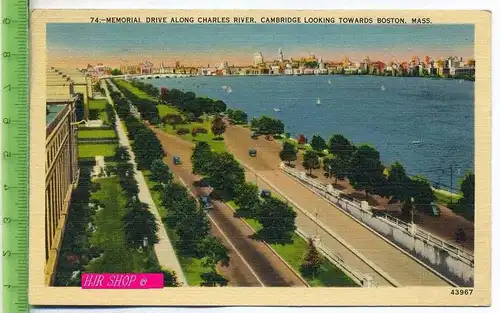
[117,73,475,82]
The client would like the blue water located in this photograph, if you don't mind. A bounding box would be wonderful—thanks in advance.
[149,75,474,190]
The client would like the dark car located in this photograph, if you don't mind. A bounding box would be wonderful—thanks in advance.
[260,189,271,198]
[173,156,182,165]
[248,148,257,157]
[199,196,214,210]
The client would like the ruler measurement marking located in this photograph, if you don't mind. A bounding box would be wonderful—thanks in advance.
[2,0,30,312]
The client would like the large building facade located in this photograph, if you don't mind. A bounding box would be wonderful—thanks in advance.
[45,68,80,285]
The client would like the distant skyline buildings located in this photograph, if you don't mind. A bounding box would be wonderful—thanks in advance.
[48,23,474,68]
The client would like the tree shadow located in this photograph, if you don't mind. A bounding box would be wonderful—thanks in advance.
[306,173,318,179]
[250,231,294,245]
[330,182,347,191]
[212,137,225,141]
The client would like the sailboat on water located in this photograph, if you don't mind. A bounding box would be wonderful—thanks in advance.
[328,79,332,85]
[381,85,386,91]
[226,86,232,94]
[316,97,321,106]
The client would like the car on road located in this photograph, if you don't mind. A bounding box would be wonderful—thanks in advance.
[248,148,257,157]
[199,195,214,210]
[260,189,271,198]
[173,156,182,165]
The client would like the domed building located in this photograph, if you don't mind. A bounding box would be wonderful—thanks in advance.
[253,52,264,66]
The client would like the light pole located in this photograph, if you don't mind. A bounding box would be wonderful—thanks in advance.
[410,197,415,226]
[314,208,319,237]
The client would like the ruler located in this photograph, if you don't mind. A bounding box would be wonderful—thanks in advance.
[1,0,29,312]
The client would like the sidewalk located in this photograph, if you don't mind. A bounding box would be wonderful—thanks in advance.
[103,80,187,285]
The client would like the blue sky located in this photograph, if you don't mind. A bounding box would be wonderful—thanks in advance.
[47,23,474,67]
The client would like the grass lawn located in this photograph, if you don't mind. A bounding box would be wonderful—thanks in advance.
[227,201,358,287]
[117,79,226,152]
[115,80,157,101]
[163,120,226,153]
[89,99,108,110]
[86,176,159,272]
[78,129,117,139]
[433,189,461,207]
[158,104,180,117]
[99,110,109,124]
[143,170,209,286]
[78,144,117,158]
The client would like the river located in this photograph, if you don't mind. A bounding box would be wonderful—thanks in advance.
[149,75,474,190]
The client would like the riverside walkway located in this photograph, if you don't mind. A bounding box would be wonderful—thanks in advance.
[103,80,187,285]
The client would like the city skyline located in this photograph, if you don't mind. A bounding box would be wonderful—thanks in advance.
[47,23,474,68]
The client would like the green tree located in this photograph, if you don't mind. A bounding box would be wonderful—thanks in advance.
[227,109,248,124]
[386,162,413,203]
[328,134,356,160]
[115,146,131,162]
[400,198,413,222]
[234,182,261,217]
[132,129,164,170]
[310,134,327,152]
[191,141,213,175]
[252,116,284,134]
[176,208,211,256]
[279,141,298,166]
[207,152,245,196]
[452,172,475,221]
[123,202,159,250]
[257,197,297,243]
[199,236,230,269]
[347,144,386,198]
[150,159,173,184]
[111,69,123,75]
[300,238,322,279]
[212,100,227,114]
[302,150,320,175]
[323,154,348,184]
[200,271,229,287]
[161,268,181,287]
[161,183,195,229]
[211,115,226,139]
[411,175,436,215]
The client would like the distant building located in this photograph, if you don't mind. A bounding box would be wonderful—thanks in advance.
[253,52,264,66]
[451,66,475,77]
[139,61,153,74]
[278,48,284,63]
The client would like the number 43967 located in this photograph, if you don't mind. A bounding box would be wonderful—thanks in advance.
[451,289,473,296]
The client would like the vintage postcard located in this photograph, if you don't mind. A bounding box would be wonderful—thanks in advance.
[30,9,491,306]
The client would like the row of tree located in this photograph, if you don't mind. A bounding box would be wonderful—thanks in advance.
[112,79,161,124]
[160,88,227,118]
[250,116,285,135]
[113,84,231,286]
[191,141,326,278]
[280,133,475,221]
[225,108,248,124]
[191,141,297,243]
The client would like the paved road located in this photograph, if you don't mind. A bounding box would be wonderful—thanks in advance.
[151,128,307,287]
[225,125,450,286]
[103,80,187,285]
[244,169,394,286]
